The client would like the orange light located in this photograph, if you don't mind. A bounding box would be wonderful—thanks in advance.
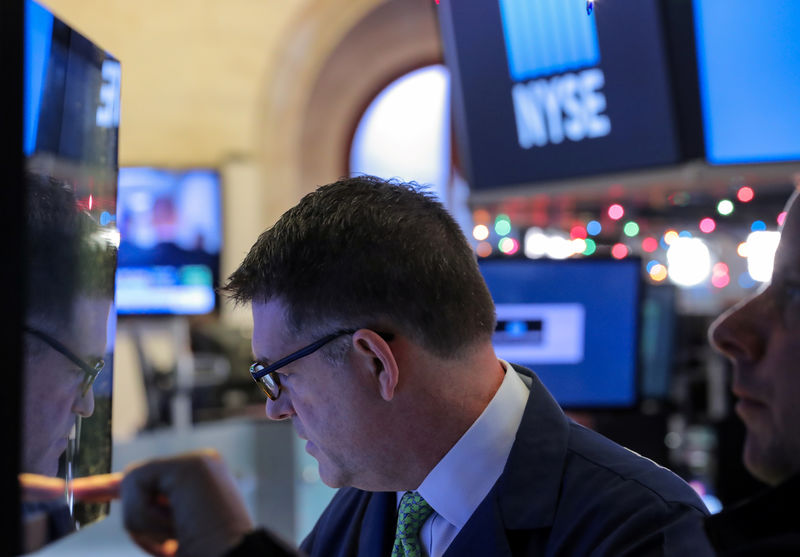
[476,241,492,258]
[649,264,668,282]
[473,209,490,225]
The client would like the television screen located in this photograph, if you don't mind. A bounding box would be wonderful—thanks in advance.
[438,0,681,191]
[694,1,800,164]
[479,258,640,408]
[116,167,222,315]
[22,0,120,550]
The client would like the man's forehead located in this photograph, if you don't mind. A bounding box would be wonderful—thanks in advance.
[251,299,292,356]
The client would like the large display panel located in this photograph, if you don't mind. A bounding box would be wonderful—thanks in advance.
[116,167,222,315]
[694,1,800,165]
[21,0,120,551]
[480,258,640,408]
[438,0,681,191]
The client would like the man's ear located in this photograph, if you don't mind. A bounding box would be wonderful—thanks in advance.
[351,330,399,401]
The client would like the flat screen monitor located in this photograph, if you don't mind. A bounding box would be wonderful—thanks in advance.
[694,1,800,165]
[22,0,120,550]
[438,0,681,191]
[116,167,222,315]
[479,258,640,408]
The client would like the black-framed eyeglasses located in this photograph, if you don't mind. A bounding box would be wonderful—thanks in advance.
[23,325,105,396]
[250,328,393,400]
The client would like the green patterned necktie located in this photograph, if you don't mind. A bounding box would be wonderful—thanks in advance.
[391,491,434,557]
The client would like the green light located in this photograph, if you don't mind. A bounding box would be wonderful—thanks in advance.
[582,238,597,256]
[495,219,512,236]
[623,221,640,237]
[717,199,735,216]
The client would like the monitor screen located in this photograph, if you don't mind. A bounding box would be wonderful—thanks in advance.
[438,0,681,191]
[694,1,800,165]
[22,0,120,550]
[479,258,640,408]
[116,167,222,315]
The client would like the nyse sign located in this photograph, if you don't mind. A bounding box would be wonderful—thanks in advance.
[511,67,611,149]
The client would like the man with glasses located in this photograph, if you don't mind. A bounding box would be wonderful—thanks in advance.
[121,177,712,557]
[21,173,115,478]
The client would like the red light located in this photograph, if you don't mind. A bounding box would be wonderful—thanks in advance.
[713,262,729,276]
[737,186,754,203]
[778,211,788,226]
[570,225,587,239]
[608,204,624,220]
[699,217,716,234]
[641,237,658,253]
[611,243,628,259]
[712,274,730,288]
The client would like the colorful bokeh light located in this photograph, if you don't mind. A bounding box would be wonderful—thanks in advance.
[611,243,628,259]
[717,199,734,216]
[623,221,640,237]
[570,225,588,239]
[642,237,658,253]
[586,220,602,236]
[737,186,754,203]
[608,204,624,221]
[473,224,489,241]
[699,218,716,234]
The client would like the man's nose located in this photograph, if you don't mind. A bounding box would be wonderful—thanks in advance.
[709,294,767,364]
[72,385,95,418]
[265,392,295,421]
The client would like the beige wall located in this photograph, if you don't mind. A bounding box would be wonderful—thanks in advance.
[43,0,440,322]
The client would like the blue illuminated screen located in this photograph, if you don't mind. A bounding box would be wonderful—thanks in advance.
[116,168,222,315]
[694,1,800,164]
[480,258,640,408]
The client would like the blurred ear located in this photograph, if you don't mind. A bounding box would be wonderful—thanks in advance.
[351,330,399,401]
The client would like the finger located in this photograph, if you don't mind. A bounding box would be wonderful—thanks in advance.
[70,472,124,503]
[18,473,65,502]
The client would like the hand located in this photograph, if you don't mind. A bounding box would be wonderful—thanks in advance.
[121,449,255,557]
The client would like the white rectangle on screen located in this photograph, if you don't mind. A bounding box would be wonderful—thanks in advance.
[493,303,585,364]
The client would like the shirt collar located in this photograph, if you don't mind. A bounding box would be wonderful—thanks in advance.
[401,361,529,529]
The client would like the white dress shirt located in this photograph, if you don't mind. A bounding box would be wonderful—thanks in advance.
[395,361,530,557]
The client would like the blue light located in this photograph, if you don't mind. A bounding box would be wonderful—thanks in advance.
[751,220,767,232]
[587,220,602,236]
[738,272,757,289]
[505,320,527,336]
[646,260,660,273]
[679,230,693,238]
[100,211,112,226]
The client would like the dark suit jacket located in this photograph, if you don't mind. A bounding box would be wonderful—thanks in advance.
[704,473,800,556]
[228,367,713,557]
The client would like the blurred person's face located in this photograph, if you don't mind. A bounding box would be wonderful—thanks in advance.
[22,296,111,476]
[709,191,800,486]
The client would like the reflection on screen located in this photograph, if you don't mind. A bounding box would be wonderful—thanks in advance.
[116,168,222,315]
[480,258,640,408]
[21,0,119,551]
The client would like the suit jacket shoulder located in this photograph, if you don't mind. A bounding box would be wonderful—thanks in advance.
[301,366,714,557]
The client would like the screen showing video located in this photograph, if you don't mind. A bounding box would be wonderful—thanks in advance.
[116,167,222,315]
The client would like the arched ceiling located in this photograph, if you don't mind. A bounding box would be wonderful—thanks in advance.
[41,0,383,167]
